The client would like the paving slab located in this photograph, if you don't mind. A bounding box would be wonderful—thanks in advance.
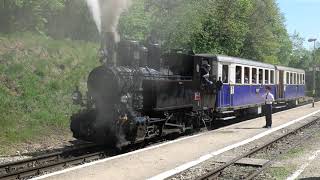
[37,103,320,180]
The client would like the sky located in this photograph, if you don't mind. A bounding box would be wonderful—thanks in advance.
[277,0,320,48]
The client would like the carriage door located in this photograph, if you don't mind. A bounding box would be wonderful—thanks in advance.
[278,70,284,99]
[217,63,231,108]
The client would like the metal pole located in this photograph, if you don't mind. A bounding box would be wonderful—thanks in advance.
[313,41,316,107]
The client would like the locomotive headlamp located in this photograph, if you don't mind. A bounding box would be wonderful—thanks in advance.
[121,95,129,104]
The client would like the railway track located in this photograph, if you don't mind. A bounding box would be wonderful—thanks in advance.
[0,143,112,180]
[197,116,320,180]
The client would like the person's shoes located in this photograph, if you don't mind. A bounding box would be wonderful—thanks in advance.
[267,126,272,129]
[262,126,268,128]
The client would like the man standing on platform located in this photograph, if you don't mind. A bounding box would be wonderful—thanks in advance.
[263,86,274,128]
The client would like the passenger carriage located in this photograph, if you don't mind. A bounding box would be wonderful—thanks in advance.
[275,66,305,102]
[195,54,306,115]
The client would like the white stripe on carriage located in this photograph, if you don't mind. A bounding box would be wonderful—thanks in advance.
[32,106,320,180]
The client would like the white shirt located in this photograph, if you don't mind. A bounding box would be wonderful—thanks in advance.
[264,92,274,105]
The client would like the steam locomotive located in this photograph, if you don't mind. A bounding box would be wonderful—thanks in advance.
[70,34,306,147]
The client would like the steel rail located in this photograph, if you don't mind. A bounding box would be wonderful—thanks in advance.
[245,126,316,180]
[0,152,106,180]
[197,117,320,180]
[0,143,104,180]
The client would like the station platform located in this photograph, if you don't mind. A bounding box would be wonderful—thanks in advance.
[35,103,320,180]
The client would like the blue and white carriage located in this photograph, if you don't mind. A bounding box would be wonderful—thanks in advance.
[198,55,306,114]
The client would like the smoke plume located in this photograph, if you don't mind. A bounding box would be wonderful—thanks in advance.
[86,0,102,33]
[86,0,132,42]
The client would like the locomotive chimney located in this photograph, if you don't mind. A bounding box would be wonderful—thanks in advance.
[100,32,117,66]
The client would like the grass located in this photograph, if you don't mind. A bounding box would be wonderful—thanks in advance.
[0,32,99,155]
[265,145,306,179]
[283,147,305,159]
[268,167,294,180]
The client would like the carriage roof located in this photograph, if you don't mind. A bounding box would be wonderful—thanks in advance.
[196,54,303,73]
[197,54,274,69]
[275,65,305,73]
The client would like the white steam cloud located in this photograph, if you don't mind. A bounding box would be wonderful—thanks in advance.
[86,0,132,42]
[86,0,102,33]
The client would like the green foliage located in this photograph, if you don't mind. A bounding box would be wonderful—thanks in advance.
[0,0,65,33]
[121,0,293,65]
[0,32,98,149]
[289,32,312,69]
[0,0,296,65]
[241,0,292,64]
[192,0,253,55]
[119,0,152,41]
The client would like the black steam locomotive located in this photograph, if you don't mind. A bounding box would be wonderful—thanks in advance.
[70,34,218,147]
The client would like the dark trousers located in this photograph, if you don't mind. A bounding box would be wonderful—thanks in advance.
[265,104,272,127]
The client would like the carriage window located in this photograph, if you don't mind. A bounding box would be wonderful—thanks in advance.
[303,74,305,84]
[298,74,301,84]
[294,73,297,84]
[286,72,290,84]
[290,73,294,84]
[270,70,274,84]
[244,67,250,84]
[252,68,257,84]
[265,70,269,84]
[259,69,263,84]
[300,74,303,85]
[236,66,242,84]
[222,65,229,83]
[292,73,295,84]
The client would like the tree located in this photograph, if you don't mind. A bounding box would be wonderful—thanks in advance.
[241,0,292,64]
[119,0,152,41]
[289,31,311,69]
[0,0,65,33]
[192,0,252,56]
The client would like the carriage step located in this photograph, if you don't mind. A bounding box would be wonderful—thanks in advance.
[217,116,236,121]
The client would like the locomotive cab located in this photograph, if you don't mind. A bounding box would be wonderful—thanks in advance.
[193,54,219,111]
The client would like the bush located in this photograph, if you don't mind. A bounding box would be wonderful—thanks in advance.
[0,32,99,149]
